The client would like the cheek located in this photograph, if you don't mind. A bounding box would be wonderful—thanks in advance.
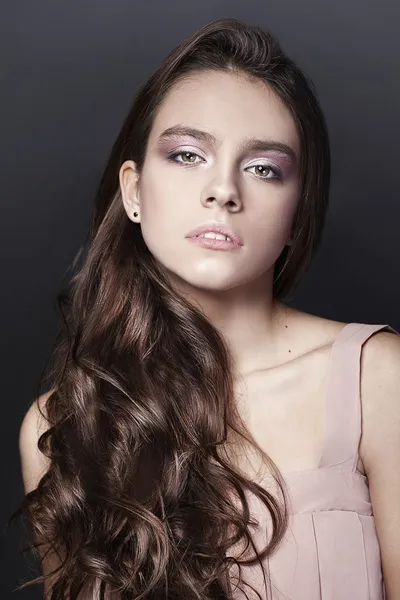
[244,197,298,266]
[139,171,191,238]
[139,178,168,229]
[248,227,287,268]
[269,188,299,232]
[138,185,182,256]
[250,194,298,240]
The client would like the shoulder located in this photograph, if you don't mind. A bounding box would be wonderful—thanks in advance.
[360,327,400,409]
[19,388,55,441]
[19,388,56,494]
[360,326,400,374]
[357,328,400,593]
[358,327,400,476]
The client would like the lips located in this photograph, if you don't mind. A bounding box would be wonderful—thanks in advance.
[185,221,243,246]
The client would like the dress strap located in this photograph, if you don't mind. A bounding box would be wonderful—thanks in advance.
[318,322,400,471]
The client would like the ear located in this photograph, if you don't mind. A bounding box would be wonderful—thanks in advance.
[119,160,141,223]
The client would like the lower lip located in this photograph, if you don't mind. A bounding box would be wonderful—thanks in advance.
[187,236,242,250]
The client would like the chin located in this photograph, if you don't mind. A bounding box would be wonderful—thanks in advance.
[169,271,247,295]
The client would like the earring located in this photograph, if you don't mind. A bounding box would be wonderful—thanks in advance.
[133,211,138,217]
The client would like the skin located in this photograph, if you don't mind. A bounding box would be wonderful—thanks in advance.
[119,69,304,377]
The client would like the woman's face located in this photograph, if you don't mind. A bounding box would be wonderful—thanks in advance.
[120,69,301,295]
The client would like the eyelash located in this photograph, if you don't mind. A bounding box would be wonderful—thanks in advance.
[166,151,283,181]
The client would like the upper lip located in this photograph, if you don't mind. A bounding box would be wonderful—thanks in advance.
[185,220,243,246]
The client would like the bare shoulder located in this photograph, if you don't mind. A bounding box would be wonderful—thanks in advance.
[358,327,400,474]
[357,328,400,593]
[360,327,400,399]
[18,388,72,599]
[19,388,57,494]
[360,327,400,374]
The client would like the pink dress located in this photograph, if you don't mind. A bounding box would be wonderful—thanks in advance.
[227,322,400,600]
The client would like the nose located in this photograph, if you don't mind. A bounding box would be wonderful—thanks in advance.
[200,175,243,212]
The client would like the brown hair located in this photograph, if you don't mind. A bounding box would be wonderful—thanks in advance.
[11,17,330,600]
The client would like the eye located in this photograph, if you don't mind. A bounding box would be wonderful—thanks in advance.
[167,150,203,165]
[246,164,282,181]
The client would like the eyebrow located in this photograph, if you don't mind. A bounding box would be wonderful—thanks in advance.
[156,125,298,162]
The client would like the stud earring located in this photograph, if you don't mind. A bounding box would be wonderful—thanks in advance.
[133,211,138,217]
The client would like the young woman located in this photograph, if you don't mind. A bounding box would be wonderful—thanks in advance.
[14,17,400,600]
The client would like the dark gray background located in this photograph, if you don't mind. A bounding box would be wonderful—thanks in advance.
[2,1,399,597]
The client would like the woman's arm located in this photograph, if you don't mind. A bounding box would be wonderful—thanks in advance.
[19,390,62,600]
[360,331,400,600]
[19,392,115,600]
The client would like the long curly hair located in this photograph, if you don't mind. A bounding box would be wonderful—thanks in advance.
[11,17,331,600]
